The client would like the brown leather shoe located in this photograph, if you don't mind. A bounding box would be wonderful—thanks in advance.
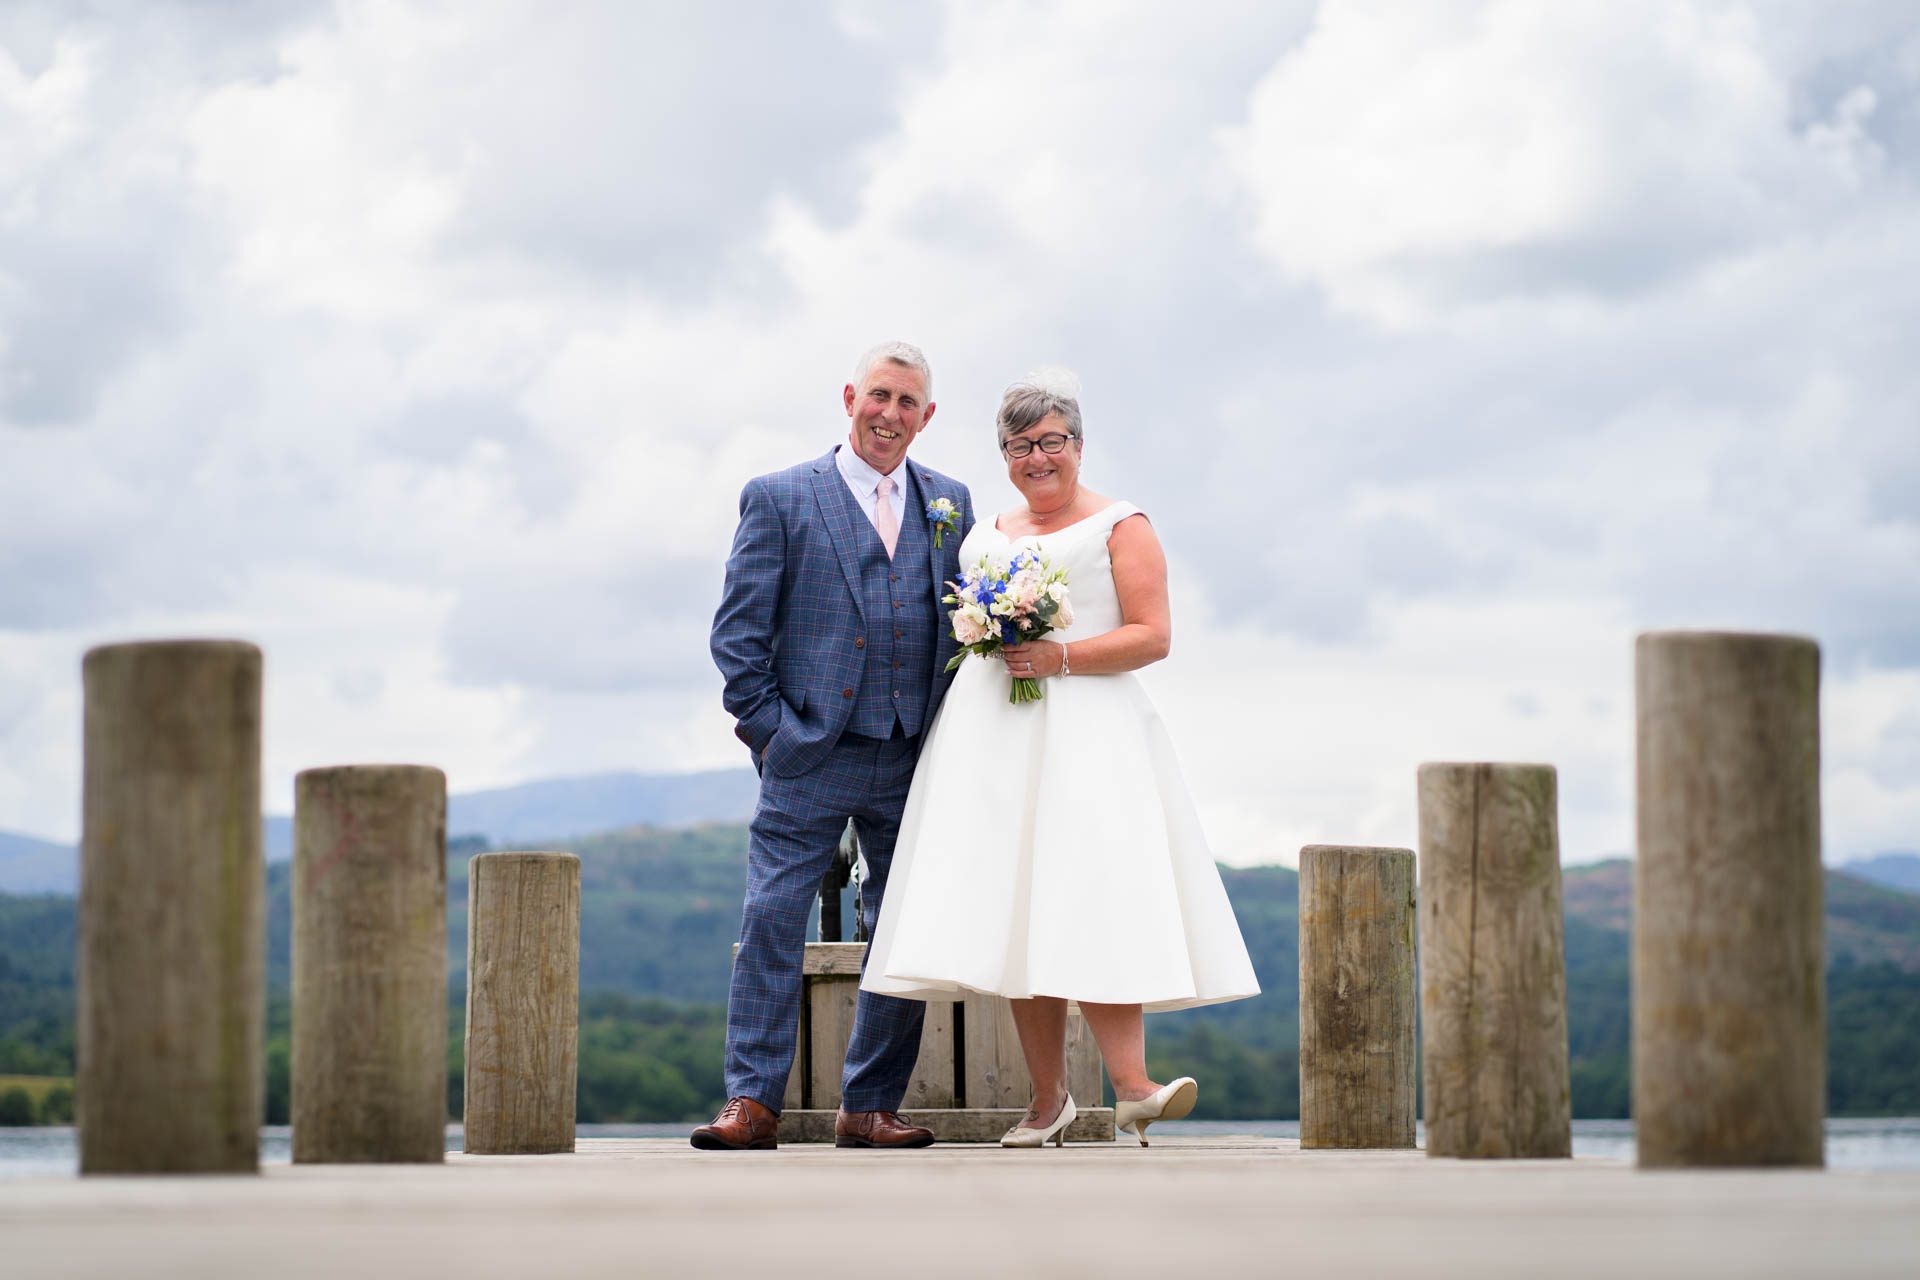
[835,1110,935,1149]
[691,1096,779,1150]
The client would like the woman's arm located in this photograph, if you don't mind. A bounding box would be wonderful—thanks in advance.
[1001,514,1170,678]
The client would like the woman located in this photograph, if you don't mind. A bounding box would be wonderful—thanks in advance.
[862,371,1259,1147]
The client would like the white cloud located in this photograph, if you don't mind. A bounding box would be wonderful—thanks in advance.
[1222,0,1890,327]
[1152,574,1636,865]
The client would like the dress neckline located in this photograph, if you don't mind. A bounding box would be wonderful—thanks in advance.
[992,500,1128,542]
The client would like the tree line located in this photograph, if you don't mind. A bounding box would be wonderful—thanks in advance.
[5,835,1919,1125]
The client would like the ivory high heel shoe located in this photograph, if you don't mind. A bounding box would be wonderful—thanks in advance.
[1113,1077,1197,1146]
[1000,1094,1077,1148]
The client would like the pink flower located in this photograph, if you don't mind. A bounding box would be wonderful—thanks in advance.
[953,604,992,646]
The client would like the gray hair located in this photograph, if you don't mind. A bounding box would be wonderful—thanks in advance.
[996,370,1083,445]
[851,341,933,397]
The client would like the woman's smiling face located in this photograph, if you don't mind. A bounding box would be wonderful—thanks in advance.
[1002,411,1081,510]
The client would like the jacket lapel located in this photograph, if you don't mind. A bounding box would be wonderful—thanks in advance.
[909,462,950,632]
[811,448,871,624]
[909,462,941,585]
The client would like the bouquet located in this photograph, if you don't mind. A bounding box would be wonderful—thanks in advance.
[943,549,1074,704]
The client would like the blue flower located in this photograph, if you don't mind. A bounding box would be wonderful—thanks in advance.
[926,497,959,548]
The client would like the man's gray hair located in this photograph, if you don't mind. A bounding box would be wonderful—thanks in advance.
[996,368,1083,444]
[851,341,933,397]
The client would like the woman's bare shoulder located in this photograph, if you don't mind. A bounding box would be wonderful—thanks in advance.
[1105,497,1152,532]
[1106,503,1162,555]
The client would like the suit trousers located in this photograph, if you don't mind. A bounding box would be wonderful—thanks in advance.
[726,727,926,1113]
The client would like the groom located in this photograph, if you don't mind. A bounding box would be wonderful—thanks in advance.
[697,341,974,1150]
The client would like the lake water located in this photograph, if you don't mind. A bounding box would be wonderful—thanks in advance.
[4,1118,1918,1178]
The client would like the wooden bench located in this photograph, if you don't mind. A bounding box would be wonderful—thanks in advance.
[737,942,1115,1142]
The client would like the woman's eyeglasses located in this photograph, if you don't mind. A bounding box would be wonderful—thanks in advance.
[1001,433,1076,459]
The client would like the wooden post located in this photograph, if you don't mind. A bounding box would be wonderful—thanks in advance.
[1634,631,1823,1168]
[292,765,447,1163]
[464,852,579,1154]
[1417,763,1572,1158]
[78,640,264,1175]
[1297,845,1417,1149]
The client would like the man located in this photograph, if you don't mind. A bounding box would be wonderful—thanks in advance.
[697,341,974,1150]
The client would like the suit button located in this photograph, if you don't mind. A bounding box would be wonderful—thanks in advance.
[893,661,902,669]
[854,638,865,649]
[894,630,902,638]
[891,573,898,582]
[842,688,854,698]
[893,690,901,698]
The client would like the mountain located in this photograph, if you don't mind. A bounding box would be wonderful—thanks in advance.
[1844,852,1920,896]
[5,833,1919,1121]
[1555,859,1920,1117]
[0,768,760,893]
[0,831,73,896]
[265,767,761,860]
[1559,858,1920,970]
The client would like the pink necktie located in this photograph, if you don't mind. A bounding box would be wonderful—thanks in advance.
[874,476,900,559]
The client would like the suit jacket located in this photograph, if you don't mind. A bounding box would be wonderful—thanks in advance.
[711,446,976,779]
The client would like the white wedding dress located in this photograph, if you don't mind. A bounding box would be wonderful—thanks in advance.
[862,501,1260,1011]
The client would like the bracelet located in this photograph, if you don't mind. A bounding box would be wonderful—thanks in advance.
[1057,640,1071,678]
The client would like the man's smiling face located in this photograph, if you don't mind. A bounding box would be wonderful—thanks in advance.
[844,359,934,473]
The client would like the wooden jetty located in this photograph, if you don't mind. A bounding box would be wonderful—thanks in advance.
[4,1137,1917,1277]
[45,627,1899,1277]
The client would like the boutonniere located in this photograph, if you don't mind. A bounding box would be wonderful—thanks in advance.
[926,497,959,548]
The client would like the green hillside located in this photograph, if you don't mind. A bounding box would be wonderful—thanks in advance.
[5,829,1920,1123]
[0,893,73,1079]
[1556,859,1920,1117]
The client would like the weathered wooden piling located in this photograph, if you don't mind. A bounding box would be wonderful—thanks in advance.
[1418,763,1572,1159]
[78,640,264,1175]
[292,765,447,1163]
[1634,631,1823,1168]
[464,852,580,1154]
[1298,845,1418,1149]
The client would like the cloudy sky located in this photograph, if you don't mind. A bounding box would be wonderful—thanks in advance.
[2,0,1916,865]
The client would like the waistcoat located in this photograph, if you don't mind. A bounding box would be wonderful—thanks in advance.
[847,467,937,739]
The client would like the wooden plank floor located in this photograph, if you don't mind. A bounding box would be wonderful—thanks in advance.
[4,1137,1918,1278]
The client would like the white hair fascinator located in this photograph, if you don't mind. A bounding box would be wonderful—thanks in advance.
[1020,366,1081,400]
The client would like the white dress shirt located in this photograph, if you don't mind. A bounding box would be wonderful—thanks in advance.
[835,443,906,538]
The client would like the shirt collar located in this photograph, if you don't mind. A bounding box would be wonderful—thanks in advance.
[835,441,903,496]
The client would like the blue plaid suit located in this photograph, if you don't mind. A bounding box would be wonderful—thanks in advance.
[711,445,974,1113]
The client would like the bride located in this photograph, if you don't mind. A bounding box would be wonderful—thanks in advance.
[861,370,1260,1147]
